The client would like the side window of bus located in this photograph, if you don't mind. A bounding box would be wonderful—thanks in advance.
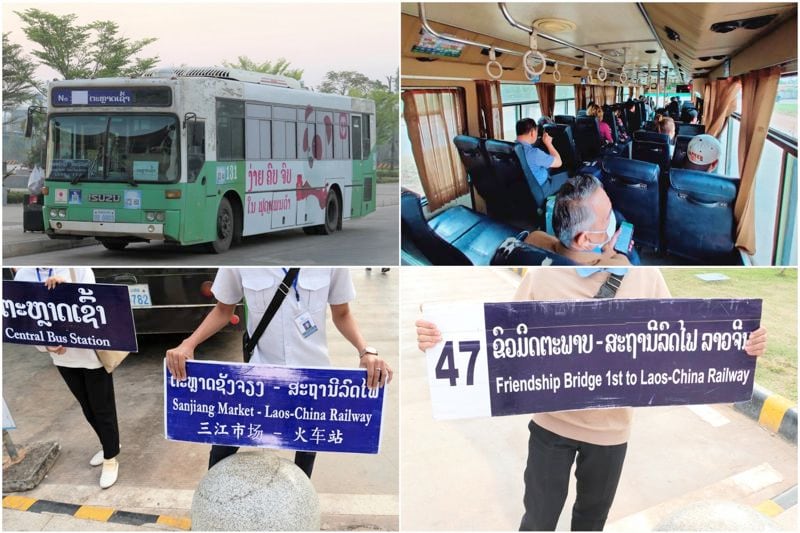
[216,99,244,161]
[352,115,362,160]
[187,121,205,183]
[362,114,371,160]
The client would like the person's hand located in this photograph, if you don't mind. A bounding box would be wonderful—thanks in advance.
[745,327,767,357]
[44,276,67,290]
[45,345,66,355]
[165,341,195,380]
[542,132,553,147]
[601,228,622,255]
[416,319,442,351]
[360,354,393,389]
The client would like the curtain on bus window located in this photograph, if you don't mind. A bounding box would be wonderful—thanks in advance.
[402,89,468,211]
[475,80,503,139]
[702,77,741,137]
[589,85,605,107]
[604,86,616,106]
[574,84,586,112]
[734,67,782,255]
[536,83,556,119]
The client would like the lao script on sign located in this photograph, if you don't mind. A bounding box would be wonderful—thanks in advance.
[164,360,385,454]
[423,298,761,420]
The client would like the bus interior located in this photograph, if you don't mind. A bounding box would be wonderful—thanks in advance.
[400,2,798,266]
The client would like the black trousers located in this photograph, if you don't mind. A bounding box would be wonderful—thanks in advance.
[520,421,627,531]
[56,366,120,460]
[209,445,317,478]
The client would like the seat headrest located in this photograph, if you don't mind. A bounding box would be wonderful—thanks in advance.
[669,169,738,203]
[601,156,659,184]
[633,130,670,144]
[453,135,481,152]
[485,139,516,156]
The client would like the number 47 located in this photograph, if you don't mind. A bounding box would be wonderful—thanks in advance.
[435,340,480,386]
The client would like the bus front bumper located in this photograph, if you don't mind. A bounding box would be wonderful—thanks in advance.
[49,220,165,240]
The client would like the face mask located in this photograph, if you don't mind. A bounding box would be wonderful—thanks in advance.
[584,211,616,251]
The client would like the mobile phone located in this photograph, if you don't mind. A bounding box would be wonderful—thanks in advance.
[614,221,634,254]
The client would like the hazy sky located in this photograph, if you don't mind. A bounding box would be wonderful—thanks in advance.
[3,2,399,88]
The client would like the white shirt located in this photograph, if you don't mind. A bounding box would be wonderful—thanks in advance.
[211,268,356,367]
[13,267,103,369]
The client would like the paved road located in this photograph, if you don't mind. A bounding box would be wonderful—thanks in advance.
[3,183,399,266]
[3,268,398,530]
[400,268,797,531]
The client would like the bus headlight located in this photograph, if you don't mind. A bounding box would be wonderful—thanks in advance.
[145,211,156,222]
[58,209,67,218]
[50,208,59,218]
[155,212,165,222]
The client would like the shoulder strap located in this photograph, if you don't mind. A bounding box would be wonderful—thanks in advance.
[244,268,300,355]
[594,272,625,299]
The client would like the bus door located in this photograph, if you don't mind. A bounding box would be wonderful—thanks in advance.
[350,113,376,217]
[183,119,208,243]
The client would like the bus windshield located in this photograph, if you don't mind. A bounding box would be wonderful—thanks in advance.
[48,114,180,183]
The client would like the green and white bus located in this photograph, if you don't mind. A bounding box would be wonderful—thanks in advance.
[38,67,377,252]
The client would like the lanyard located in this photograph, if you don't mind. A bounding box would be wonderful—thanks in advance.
[281,268,300,302]
[36,268,53,282]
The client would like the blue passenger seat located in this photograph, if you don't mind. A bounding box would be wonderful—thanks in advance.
[483,139,547,228]
[664,169,740,264]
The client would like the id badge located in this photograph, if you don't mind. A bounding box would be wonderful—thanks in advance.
[294,311,318,338]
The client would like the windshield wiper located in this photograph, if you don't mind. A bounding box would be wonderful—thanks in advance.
[126,175,139,187]
[71,170,88,185]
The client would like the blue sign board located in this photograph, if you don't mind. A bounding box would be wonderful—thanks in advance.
[424,298,761,419]
[165,361,385,454]
[2,280,138,352]
[52,88,134,106]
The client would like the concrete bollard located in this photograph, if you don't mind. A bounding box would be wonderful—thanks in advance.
[654,500,778,531]
[191,451,320,531]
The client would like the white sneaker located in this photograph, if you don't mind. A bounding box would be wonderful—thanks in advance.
[90,446,120,467]
[99,458,119,489]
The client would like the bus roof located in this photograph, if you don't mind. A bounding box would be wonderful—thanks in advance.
[142,66,303,89]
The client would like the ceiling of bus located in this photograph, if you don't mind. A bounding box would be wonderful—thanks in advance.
[402,2,796,82]
[644,3,796,79]
[402,2,672,79]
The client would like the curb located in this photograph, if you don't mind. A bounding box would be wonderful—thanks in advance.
[734,384,797,443]
[754,485,798,517]
[2,495,190,530]
[3,235,99,259]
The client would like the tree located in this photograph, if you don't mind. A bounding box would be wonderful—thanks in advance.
[15,8,158,80]
[222,56,303,81]
[316,70,383,96]
[3,33,39,123]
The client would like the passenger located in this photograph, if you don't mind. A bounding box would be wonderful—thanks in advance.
[523,174,632,266]
[654,115,676,156]
[12,267,121,489]
[684,108,700,124]
[684,134,721,173]
[537,115,554,130]
[587,104,613,145]
[614,108,630,143]
[666,96,680,118]
[515,118,566,197]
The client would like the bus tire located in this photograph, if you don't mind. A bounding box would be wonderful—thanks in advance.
[207,197,234,253]
[99,238,129,251]
[321,189,340,235]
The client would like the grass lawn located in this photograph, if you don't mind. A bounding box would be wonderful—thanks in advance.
[774,101,797,114]
[661,268,797,402]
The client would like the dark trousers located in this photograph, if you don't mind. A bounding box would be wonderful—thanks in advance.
[209,445,317,478]
[520,421,627,531]
[56,366,120,460]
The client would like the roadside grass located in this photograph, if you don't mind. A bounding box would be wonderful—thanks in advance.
[661,268,797,402]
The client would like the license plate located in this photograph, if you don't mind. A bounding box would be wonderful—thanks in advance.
[128,284,152,307]
[92,209,115,222]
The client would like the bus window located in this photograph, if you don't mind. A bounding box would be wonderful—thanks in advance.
[187,121,205,182]
[352,115,362,160]
[216,99,244,161]
[771,74,797,138]
[285,122,297,159]
[362,113,371,160]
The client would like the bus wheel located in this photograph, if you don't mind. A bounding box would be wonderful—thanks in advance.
[207,197,234,253]
[99,238,129,251]
[321,189,340,235]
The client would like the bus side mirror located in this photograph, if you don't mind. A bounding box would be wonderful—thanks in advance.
[24,106,47,138]
[183,112,197,130]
